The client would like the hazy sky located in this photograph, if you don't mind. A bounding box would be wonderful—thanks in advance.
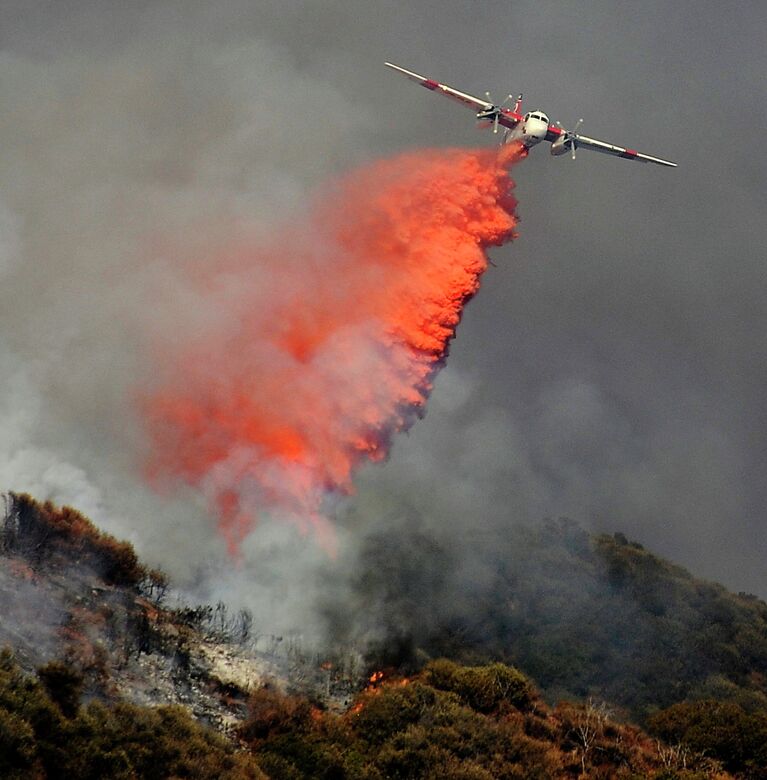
[1,1,765,615]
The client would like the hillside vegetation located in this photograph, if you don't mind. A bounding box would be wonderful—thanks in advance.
[0,649,264,780]
[1,648,732,779]
[356,518,767,720]
[2,492,165,591]
[3,494,767,775]
[240,658,727,779]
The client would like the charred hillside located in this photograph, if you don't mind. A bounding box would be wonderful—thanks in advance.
[0,493,319,729]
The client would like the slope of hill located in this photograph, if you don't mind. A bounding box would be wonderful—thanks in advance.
[2,493,765,776]
[237,658,736,778]
[354,518,767,720]
[0,648,266,779]
[0,493,289,728]
[1,646,734,779]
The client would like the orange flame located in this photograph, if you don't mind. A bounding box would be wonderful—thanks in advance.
[350,669,412,715]
[141,144,524,553]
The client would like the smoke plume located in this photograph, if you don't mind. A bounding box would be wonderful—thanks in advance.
[140,144,523,553]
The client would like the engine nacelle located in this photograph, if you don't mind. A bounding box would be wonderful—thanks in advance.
[550,135,571,156]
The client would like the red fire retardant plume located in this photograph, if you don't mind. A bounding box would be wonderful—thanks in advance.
[142,144,524,555]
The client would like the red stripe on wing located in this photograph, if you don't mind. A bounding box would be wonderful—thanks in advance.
[503,110,523,122]
[545,125,563,142]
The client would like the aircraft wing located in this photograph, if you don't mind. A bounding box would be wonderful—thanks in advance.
[573,133,677,167]
[385,62,496,114]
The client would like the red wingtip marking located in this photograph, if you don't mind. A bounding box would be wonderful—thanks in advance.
[423,79,439,90]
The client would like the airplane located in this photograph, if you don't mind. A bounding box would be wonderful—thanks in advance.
[385,62,677,168]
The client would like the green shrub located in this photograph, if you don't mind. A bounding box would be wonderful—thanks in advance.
[37,661,84,719]
[424,659,534,713]
[648,699,767,774]
[239,685,313,743]
[0,651,265,779]
[0,708,38,778]
[352,683,439,746]
[7,493,148,588]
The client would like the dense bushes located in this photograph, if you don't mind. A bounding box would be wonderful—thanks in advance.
[239,661,706,779]
[354,518,767,721]
[0,647,741,778]
[37,660,84,718]
[0,649,265,779]
[4,493,765,775]
[424,658,534,713]
[3,493,148,588]
[242,673,560,778]
[648,699,767,775]
[238,685,313,742]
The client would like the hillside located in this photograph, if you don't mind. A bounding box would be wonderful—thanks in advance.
[2,493,766,776]
[0,646,735,779]
[354,518,767,720]
[0,493,305,728]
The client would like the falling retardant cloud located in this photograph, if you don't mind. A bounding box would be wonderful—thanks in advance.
[139,145,521,555]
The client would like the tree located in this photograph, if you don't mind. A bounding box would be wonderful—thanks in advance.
[37,661,84,719]
[565,698,611,776]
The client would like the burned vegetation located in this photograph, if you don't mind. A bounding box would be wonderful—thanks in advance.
[0,493,270,725]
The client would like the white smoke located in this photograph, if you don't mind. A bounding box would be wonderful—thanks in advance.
[0,17,377,636]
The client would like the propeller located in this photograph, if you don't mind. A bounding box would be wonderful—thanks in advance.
[480,91,514,134]
[555,118,584,159]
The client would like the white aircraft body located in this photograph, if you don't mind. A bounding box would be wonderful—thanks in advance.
[385,62,677,168]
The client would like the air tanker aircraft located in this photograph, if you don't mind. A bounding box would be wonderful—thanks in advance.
[385,62,677,168]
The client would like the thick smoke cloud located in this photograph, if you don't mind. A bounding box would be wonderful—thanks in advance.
[1,0,766,647]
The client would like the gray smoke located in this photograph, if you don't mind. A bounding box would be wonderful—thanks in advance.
[1,0,765,649]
